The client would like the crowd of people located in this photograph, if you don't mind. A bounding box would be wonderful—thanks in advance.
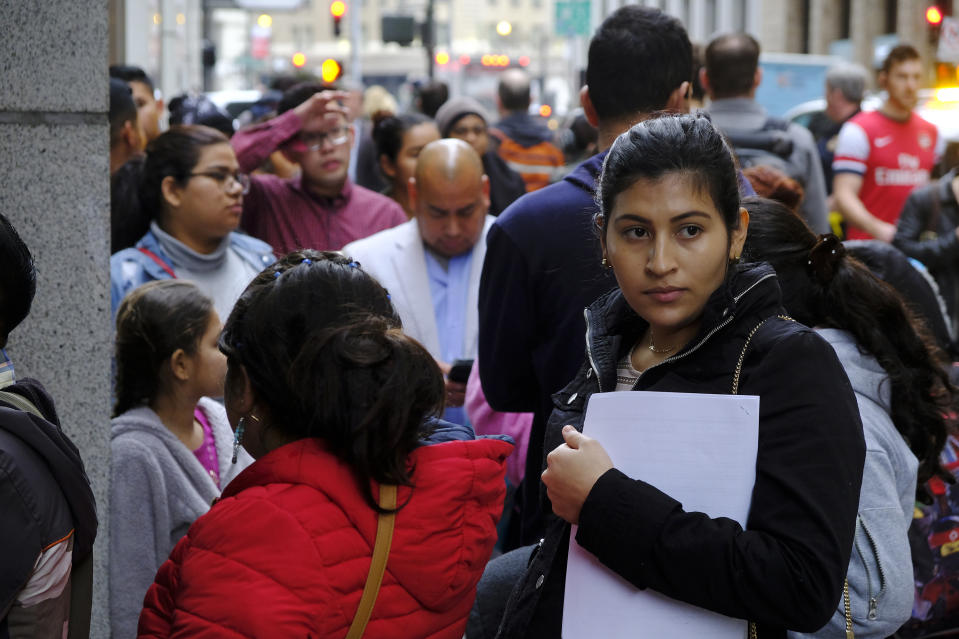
[4,3,959,638]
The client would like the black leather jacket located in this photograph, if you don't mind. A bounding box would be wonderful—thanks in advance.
[496,263,866,639]
[893,169,959,333]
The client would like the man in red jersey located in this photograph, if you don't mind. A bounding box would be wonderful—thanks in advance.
[833,44,940,242]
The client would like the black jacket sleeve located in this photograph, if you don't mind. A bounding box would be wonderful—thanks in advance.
[484,152,527,216]
[575,329,865,632]
[893,186,959,270]
[478,223,540,413]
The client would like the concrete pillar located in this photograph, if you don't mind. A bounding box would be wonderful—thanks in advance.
[749,0,802,53]
[851,0,885,71]
[808,0,842,55]
[0,2,111,637]
[897,0,938,83]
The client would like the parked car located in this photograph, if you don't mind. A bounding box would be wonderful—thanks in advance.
[784,88,959,143]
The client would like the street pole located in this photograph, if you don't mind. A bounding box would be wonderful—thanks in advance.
[350,0,362,84]
[425,0,435,80]
[202,0,213,92]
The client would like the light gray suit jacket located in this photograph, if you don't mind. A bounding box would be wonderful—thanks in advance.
[343,216,495,361]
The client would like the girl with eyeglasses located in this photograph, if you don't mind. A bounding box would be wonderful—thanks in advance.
[110,125,275,320]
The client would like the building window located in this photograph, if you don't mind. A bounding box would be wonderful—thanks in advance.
[801,0,810,53]
[840,0,851,39]
[884,0,897,34]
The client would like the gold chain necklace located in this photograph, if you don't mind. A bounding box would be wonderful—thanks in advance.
[646,328,676,354]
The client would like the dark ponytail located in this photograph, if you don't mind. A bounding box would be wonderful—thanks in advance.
[742,196,954,494]
[220,249,445,510]
[372,112,433,166]
[114,280,214,417]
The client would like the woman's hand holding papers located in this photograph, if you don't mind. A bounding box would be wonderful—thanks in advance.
[542,425,613,525]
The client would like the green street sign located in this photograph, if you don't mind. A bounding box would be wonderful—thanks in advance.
[555,0,591,37]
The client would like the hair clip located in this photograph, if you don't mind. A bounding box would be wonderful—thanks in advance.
[348,260,360,268]
[807,234,846,285]
[273,271,281,279]
[302,258,312,265]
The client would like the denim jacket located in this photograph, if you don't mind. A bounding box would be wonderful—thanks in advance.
[110,230,275,315]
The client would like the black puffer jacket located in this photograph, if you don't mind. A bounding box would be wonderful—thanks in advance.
[496,263,866,639]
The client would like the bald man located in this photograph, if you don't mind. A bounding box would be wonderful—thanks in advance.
[343,139,494,425]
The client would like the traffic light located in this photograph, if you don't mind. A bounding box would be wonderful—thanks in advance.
[926,3,951,42]
[927,5,944,26]
[292,52,307,68]
[330,1,346,38]
[321,58,342,83]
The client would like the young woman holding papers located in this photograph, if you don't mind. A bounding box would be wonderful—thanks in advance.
[743,196,954,638]
[495,114,867,638]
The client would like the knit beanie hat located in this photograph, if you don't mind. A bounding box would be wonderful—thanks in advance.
[434,97,490,137]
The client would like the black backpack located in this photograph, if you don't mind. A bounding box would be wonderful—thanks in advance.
[725,118,805,186]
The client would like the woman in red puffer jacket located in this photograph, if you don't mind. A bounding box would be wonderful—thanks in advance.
[137,250,512,639]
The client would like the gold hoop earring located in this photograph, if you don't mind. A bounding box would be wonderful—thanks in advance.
[601,256,612,270]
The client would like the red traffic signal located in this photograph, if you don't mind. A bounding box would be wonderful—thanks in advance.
[927,6,944,25]
[331,1,345,37]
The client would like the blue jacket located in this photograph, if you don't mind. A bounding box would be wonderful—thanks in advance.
[110,230,275,315]
[478,151,614,545]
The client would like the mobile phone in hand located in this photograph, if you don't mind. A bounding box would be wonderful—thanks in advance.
[448,358,474,384]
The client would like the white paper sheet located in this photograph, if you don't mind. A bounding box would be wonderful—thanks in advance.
[562,390,760,638]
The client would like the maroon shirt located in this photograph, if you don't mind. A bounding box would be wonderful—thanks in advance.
[233,110,407,256]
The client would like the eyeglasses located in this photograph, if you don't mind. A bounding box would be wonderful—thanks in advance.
[298,126,351,151]
[189,170,251,194]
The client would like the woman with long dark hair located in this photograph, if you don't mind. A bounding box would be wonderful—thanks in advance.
[137,250,512,638]
[496,114,866,638]
[742,196,954,638]
[110,125,275,319]
[372,112,440,217]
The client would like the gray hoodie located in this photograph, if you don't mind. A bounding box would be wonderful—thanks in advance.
[109,398,253,639]
[790,328,917,638]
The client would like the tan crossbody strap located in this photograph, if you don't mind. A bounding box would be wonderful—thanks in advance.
[345,484,398,639]
[738,317,852,639]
